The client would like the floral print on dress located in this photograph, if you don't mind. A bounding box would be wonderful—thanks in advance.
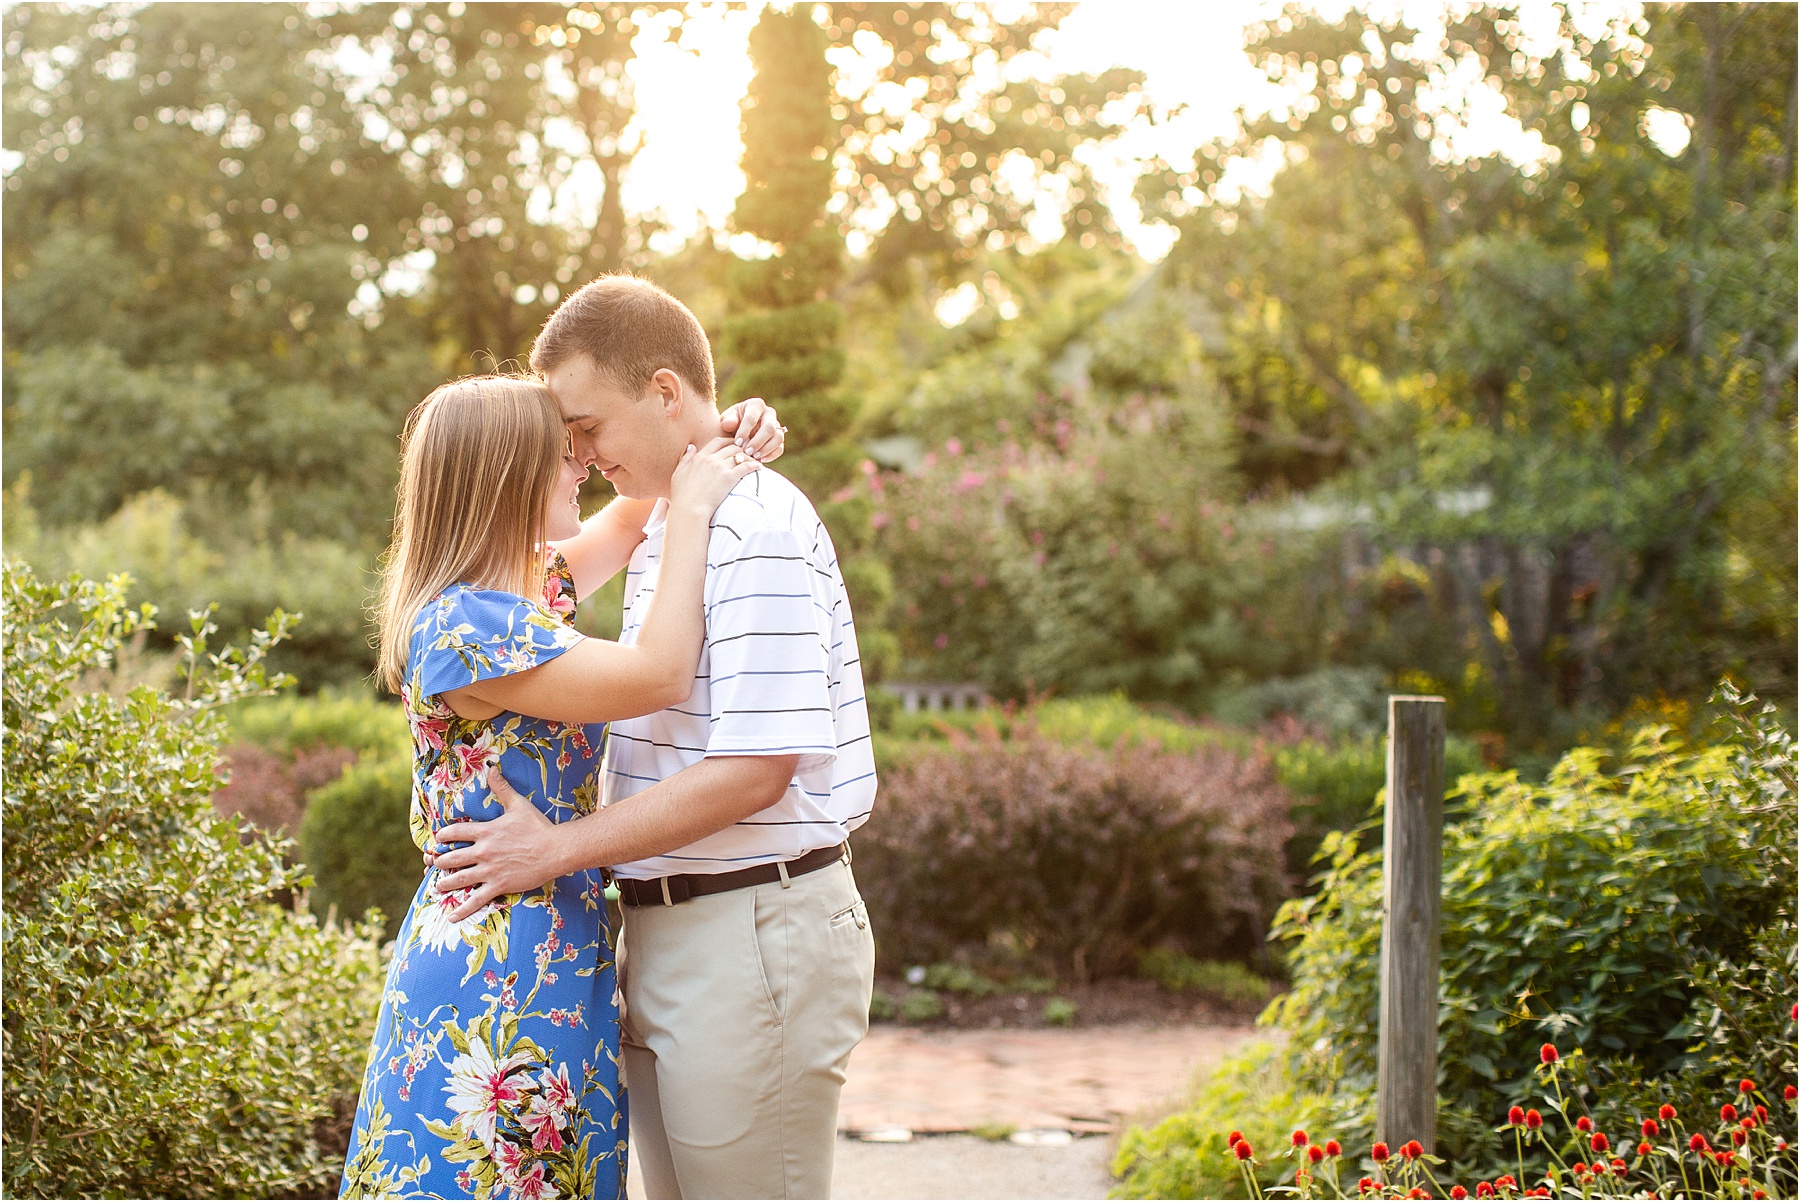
[341,555,625,1200]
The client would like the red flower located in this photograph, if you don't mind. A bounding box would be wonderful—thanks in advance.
[1754,1105,1768,1122]
[1637,1141,1653,1156]
[1611,1158,1627,1175]
[1659,1103,1677,1121]
[1476,1184,1496,1199]
[1508,1105,1526,1126]
[1787,1085,1799,1102]
[1641,1118,1658,1137]
[1740,1078,1756,1094]
[1714,1150,1735,1166]
[1372,1142,1391,1162]
[1576,1116,1593,1133]
[1358,1178,1375,1195]
[1495,1174,1517,1188]
[1325,1139,1342,1157]
[1573,1162,1588,1175]
[1690,1133,1710,1152]
[1408,1189,1428,1200]
[1732,1130,1747,1146]
[1524,1109,1543,1130]
[1227,1130,1244,1148]
[1741,1115,1757,1130]
[1292,1129,1309,1147]
[1540,1043,1559,1064]
[1450,1187,1469,1200]
[1721,1102,1738,1123]
[1235,1140,1253,1161]
[1754,1191,1768,1200]
[1308,1145,1325,1163]
[1402,1139,1424,1160]
[1792,1002,1798,1020]
[1590,1132,1609,1153]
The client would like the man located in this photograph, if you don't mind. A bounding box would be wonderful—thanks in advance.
[427,275,877,1199]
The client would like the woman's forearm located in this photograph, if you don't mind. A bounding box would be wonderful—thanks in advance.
[551,494,659,600]
[627,504,712,688]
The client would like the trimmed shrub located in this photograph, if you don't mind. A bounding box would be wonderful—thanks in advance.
[227,689,407,758]
[857,724,1295,979]
[298,751,419,939]
[1,560,385,1198]
[214,690,406,839]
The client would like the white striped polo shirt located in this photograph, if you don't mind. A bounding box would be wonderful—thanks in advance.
[602,467,877,879]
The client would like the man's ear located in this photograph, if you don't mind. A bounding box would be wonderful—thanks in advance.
[650,367,684,418]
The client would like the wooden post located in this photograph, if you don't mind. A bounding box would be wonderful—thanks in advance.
[1377,695,1446,1155]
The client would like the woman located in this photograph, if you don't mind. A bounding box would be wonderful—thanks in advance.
[338,376,782,1200]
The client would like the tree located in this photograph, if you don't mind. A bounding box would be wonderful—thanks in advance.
[724,5,896,682]
[1141,2,1797,746]
[823,2,1150,292]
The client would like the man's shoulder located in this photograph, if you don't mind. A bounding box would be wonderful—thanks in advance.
[711,468,824,548]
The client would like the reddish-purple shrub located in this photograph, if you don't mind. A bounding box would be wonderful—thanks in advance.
[857,727,1294,978]
[212,741,356,834]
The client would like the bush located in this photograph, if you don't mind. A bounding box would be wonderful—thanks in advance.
[1137,950,1273,1008]
[1114,685,1798,1189]
[856,723,1295,979]
[298,750,419,940]
[873,693,1481,894]
[6,485,378,687]
[868,392,1339,709]
[227,689,407,759]
[0,560,385,1198]
[214,689,407,841]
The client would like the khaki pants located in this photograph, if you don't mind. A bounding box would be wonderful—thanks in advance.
[620,859,875,1199]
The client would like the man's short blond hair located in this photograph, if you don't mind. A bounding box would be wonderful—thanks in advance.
[530,274,716,399]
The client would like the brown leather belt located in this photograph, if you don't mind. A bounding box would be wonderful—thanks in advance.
[615,843,849,908]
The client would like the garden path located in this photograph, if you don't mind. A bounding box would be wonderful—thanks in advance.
[625,1022,1256,1199]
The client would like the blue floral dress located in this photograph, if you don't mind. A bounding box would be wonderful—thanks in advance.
[340,559,625,1200]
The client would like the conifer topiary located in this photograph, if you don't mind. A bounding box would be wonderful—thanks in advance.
[726,7,897,682]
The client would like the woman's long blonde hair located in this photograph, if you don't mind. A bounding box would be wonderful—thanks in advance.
[376,375,566,694]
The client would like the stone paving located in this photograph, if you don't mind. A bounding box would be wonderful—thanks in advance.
[625,1023,1255,1198]
[837,1023,1255,1136]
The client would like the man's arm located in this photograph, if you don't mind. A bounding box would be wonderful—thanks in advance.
[429,756,800,920]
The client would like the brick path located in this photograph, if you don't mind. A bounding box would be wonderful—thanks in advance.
[836,1023,1255,1135]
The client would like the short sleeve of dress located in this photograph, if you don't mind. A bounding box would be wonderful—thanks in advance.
[409,584,585,703]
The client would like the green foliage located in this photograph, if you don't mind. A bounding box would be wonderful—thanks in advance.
[228,689,407,760]
[1042,998,1078,1027]
[1145,3,1798,747]
[822,4,1148,269]
[920,962,1003,998]
[868,989,897,1021]
[1111,1041,1333,1200]
[1249,685,1796,1171]
[6,484,376,687]
[298,750,420,941]
[0,558,385,1198]
[898,990,946,1022]
[1137,951,1273,1008]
